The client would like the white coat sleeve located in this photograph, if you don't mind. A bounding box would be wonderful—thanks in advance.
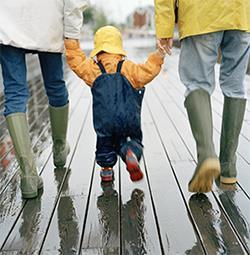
[64,0,89,39]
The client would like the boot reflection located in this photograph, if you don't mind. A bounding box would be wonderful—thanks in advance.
[19,189,43,253]
[55,169,79,254]
[188,193,223,254]
[218,189,249,249]
[188,193,244,254]
[122,189,146,255]
[97,181,119,246]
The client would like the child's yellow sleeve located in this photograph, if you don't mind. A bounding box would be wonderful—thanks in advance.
[122,52,164,89]
[64,39,97,86]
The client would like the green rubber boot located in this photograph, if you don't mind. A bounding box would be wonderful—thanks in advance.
[219,96,246,184]
[49,103,70,168]
[6,113,43,199]
[185,89,220,193]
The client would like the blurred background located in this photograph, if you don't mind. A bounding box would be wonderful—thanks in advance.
[81,0,157,54]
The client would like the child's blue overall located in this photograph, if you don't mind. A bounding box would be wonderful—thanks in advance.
[92,60,144,168]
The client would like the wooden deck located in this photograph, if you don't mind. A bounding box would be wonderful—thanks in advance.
[0,46,249,255]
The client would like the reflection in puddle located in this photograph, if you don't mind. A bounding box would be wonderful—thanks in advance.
[188,193,245,255]
[122,188,146,255]
[54,169,79,255]
[97,182,146,254]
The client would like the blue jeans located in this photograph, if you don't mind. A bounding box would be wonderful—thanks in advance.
[0,45,68,116]
[179,30,250,98]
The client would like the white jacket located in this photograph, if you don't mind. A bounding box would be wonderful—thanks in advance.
[0,0,88,53]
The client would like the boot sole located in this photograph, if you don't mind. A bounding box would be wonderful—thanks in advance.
[54,145,70,168]
[22,185,43,199]
[220,176,237,185]
[126,160,144,182]
[22,177,43,199]
[22,191,38,199]
[189,158,220,193]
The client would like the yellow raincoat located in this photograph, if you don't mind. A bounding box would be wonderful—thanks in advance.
[155,0,250,40]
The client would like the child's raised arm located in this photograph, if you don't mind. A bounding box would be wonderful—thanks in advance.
[123,51,165,89]
[64,39,96,86]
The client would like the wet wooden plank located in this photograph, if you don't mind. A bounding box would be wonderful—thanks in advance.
[120,159,162,254]
[147,81,247,254]
[174,161,246,255]
[80,163,120,254]
[1,47,249,254]
[237,158,250,197]
[80,248,118,255]
[214,186,250,253]
[0,88,89,253]
[141,100,205,254]
[0,251,19,255]
[40,106,97,255]
[41,194,87,255]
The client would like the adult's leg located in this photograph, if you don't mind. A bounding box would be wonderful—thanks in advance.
[219,30,250,184]
[0,45,42,198]
[38,52,69,167]
[179,33,222,192]
[0,45,28,116]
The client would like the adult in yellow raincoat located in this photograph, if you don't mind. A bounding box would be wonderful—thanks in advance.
[155,0,250,193]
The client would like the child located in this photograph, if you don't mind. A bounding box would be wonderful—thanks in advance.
[64,26,165,183]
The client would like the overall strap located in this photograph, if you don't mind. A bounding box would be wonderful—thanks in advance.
[96,61,106,74]
[116,60,125,73]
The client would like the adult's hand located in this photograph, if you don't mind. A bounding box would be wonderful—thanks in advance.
[157,38,173,56]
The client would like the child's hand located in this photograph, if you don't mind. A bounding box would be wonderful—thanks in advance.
[64,38,80,50]
[157,38,173,56]
[64,38,86,69]
[155,49,166,59]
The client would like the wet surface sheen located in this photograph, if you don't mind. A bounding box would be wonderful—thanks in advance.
[0,44,249,254]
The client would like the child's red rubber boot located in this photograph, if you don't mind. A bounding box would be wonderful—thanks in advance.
[126,149,143,182]
[100,167,114,182]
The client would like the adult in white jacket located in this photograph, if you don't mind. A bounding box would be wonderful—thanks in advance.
[0,0,88,199]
